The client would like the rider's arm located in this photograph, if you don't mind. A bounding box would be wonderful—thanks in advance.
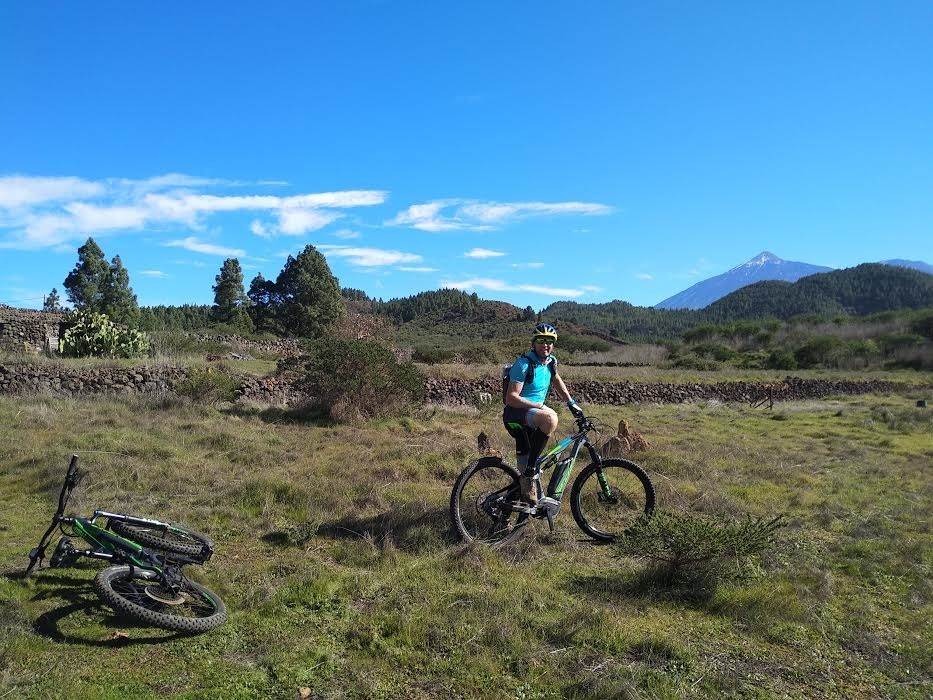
[551,372,572,403]
[552,372,584,416]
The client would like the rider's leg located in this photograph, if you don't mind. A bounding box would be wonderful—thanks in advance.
[519,407,559,503]
[524,406,558,473]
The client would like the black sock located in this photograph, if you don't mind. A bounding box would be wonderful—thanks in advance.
[523,429,549,476]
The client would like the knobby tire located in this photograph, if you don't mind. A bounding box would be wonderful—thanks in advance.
[570,458,655,542]
[94,565,227,633]
[450,457,529,547]
[109,521,212,561]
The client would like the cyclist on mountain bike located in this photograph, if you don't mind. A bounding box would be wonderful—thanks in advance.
[503,322,584,505]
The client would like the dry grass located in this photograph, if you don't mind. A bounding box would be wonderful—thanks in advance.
[0,389,931,699]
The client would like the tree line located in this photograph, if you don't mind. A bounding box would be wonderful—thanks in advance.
[48,239,932,348]
[50,238,345,339]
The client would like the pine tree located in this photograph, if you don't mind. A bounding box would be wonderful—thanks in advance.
[101,255,140,326]
[247,273,276,333]
[274,245,344,338]
[63,238,109,310]
[212,258,253,333]
[43,288,64,312]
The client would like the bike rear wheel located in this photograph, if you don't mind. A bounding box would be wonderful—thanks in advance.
[109,520,213,561]
[94,565,227,633]
[450,457,529,547]
[570,458,655,542]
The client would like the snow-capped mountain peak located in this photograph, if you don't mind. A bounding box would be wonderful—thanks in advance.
[731,251,782,272]
[657,252,831,309]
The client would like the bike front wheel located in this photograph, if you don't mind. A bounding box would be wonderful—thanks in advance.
[570,459,655,542]
[94,565,227,633]
[109,520,214,562]
[450,457,529,547]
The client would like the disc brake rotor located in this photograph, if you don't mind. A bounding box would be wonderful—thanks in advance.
[144,585,186,605]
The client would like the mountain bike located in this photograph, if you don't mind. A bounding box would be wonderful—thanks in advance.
[451,412,655,547]
[25,455,227,634]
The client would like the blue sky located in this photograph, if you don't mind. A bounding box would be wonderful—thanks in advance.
[1,2,931,311]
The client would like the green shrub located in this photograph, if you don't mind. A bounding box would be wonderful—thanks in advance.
[736,350,769,369]
[691,342,737,361]
[175,366,241,403]
[876,332,924,356]
[412,346,457,364]
[617,509,785,600]
[910,310,933,340]
[765,349,797,370]
[299,337,425,422]
[683,325,722,343]
[794,335,843,368]
[60,309,150,358]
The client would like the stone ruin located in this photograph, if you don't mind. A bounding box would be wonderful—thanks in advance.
[0,304,65,354]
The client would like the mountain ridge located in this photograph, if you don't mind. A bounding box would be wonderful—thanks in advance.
[655,252,832,310]
[655,252,932,310]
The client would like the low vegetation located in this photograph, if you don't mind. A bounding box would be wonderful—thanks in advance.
[60,309,150,359]
[1,387,930,698]
[294,337,426,421]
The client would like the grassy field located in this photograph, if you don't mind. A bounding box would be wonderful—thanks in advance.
[0,388,931,699]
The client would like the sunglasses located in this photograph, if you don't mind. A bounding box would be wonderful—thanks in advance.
[533,337,555,345]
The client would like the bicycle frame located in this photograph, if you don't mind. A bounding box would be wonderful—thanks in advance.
[26,455,205,583]
[59,513,196,571]
[513,416,617,521]
[536,425,599,501]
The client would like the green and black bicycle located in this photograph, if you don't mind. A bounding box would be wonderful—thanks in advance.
[451,412,655,547]
[25,455,227,634]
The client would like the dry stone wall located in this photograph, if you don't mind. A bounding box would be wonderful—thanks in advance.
[0,364,189,396]
[186,334,302,357]
[0,305,64,354]
[0,363,926,406]
[424,376,924,406]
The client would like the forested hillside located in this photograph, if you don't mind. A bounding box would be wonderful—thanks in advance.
[543,264,932,342]
[704,264,933,322]
[133,263,933,361]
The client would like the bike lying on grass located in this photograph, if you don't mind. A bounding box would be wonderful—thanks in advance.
[25,455,227,634]
[451,412,656,547]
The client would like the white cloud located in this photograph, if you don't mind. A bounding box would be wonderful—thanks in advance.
[278,208,342,235]
[165,237,245,256]
[399,266,438,273]
[388,198,613,232]
[333,229,361,240]
[250,220,272,238]
[511,262,545,269]
[66,202,149,231]
[0,175,104,209]
[386,200,467,232]
[636,273,654,281]
[284,190,387,209]
[316,244,423,267]
[0,173,389,249]
[464,247,505,259]
[140,270,169,278]
[441,276,587,298]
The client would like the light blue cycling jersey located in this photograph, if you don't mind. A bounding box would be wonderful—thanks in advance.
[509,352,556,404]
